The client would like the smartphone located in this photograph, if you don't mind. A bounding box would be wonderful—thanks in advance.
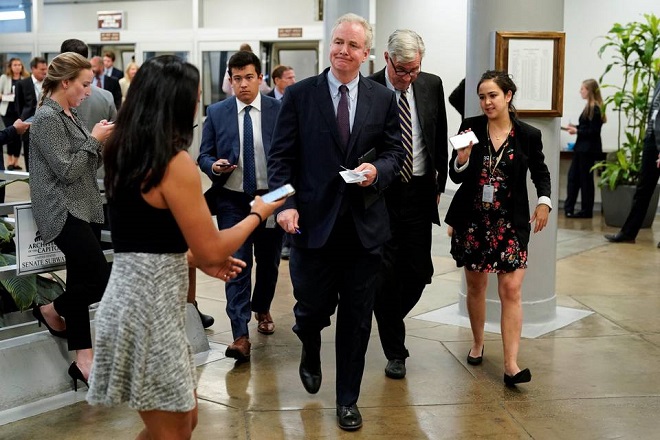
[249,184,296,206]
[216,163,233,168]
[24,116,34,123]
[449,131,479,150]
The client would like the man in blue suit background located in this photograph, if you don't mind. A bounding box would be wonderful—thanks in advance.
[199,51,283,363]
[268,13,404,431]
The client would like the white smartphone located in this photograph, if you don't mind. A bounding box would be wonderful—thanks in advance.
[449,131,479,150]
[249,184,295,206]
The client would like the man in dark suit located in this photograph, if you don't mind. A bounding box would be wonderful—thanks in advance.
[198,51,283,362]
[368,29,448,380]
[268,13,404,431]
[605,78,660,247]
[102,51,124,80]
[265,65,297,260]
[15,56,48,172]
[266,65,296,101]
[90,56,122,110]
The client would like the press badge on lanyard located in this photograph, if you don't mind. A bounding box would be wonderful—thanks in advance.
[483,142,505,203]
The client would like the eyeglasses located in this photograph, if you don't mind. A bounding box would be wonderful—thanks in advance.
[388,57,421,78]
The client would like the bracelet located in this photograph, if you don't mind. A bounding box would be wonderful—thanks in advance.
[248,212,264,223]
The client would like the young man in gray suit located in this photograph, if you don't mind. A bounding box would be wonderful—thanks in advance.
[368,29,448,380]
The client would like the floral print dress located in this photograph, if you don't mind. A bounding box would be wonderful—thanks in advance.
[450,129,528,273]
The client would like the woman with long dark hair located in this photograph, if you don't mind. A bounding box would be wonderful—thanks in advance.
[86,55,282,439]
[445,70,551,387]
[564,78,606,218]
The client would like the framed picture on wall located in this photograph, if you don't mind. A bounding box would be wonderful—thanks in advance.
[495,31,565,117]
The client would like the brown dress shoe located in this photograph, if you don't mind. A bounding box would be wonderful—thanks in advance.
[225,336,251,363]
[255,312,275,335]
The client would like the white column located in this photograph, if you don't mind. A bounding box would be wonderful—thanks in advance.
[459,0,563,324]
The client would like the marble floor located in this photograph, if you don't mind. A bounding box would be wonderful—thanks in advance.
[2,173,660,438]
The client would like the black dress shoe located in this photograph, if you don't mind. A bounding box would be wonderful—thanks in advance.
[573,211,593,218]
[384,359,406,379]
[193,301,215,328]
[467,347,484,365]
[604,232,635,243]
[299,347,321,394]
[504,368,532,387]
[564,211,575,218]
[336,404,362,431]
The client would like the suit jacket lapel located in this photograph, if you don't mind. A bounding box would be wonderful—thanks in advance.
[225,98,241,158]
[347,75,372,158]
[314,71,345,153]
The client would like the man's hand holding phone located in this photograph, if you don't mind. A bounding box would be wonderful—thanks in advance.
[212,159,236,174]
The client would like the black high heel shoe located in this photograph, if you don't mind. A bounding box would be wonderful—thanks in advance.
[467,346,484,365]
[504,368,532,387]
[68,362,89,392]
[32,305,67,338]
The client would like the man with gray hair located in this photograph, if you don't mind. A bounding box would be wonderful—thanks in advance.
[369,29,448,379]
[268,13,403,431]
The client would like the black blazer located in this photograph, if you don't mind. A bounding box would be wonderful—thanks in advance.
[266,89,276,98]
[268,68,405,249]
[574,105,603,154]
[15,77,38,120]
[445,114,551,247]
[103,75,122,110]
[369,69,449,225]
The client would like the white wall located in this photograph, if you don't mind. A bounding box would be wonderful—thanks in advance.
[562,0,660,152]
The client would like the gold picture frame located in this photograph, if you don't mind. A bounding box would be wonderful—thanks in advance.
[495,31,565,117]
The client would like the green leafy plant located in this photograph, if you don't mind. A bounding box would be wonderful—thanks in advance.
[592,13,660,190]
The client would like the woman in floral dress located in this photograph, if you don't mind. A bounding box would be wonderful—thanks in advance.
[445,70,551,386]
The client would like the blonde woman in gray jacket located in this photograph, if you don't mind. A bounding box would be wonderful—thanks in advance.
[29,52,114,388]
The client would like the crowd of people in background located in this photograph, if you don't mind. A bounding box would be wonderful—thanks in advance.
[2,9,659,438]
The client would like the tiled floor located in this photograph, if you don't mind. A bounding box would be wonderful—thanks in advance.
[2,171,660,438]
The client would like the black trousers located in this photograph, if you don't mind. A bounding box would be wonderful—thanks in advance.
[53,214,109,351]
[374,176,435,360]
[21,132,29,172]
[290,213,382,406]
[621,135,660,238]
[564,151,598,215]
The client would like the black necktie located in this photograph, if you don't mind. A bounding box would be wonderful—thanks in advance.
[243,106,256,195]
[398,90,413,182]
[337,85,350,147]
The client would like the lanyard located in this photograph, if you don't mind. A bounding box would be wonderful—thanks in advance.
[486,122,509,179]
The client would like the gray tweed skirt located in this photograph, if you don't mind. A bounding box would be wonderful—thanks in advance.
[87,252,197,412]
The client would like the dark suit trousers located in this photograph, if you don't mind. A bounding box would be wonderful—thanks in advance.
[375,176,435,360]
[621,135,660,238]
[564,151,598,214]
[290,213,382,406]
[53,214,109,351]
[214,189,283,340]
[21,132,29,172]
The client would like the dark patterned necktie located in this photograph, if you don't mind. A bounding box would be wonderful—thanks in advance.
[337,85,350,147]
[398,90,413,182]
[242,105,256,195]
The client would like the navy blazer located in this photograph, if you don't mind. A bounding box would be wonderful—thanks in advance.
[369,68,449,225]
[445,114,551,247]
[267,68,405,250]
[198,94,281,191]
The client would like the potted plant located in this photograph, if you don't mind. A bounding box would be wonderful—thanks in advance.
[592,13,660,227]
